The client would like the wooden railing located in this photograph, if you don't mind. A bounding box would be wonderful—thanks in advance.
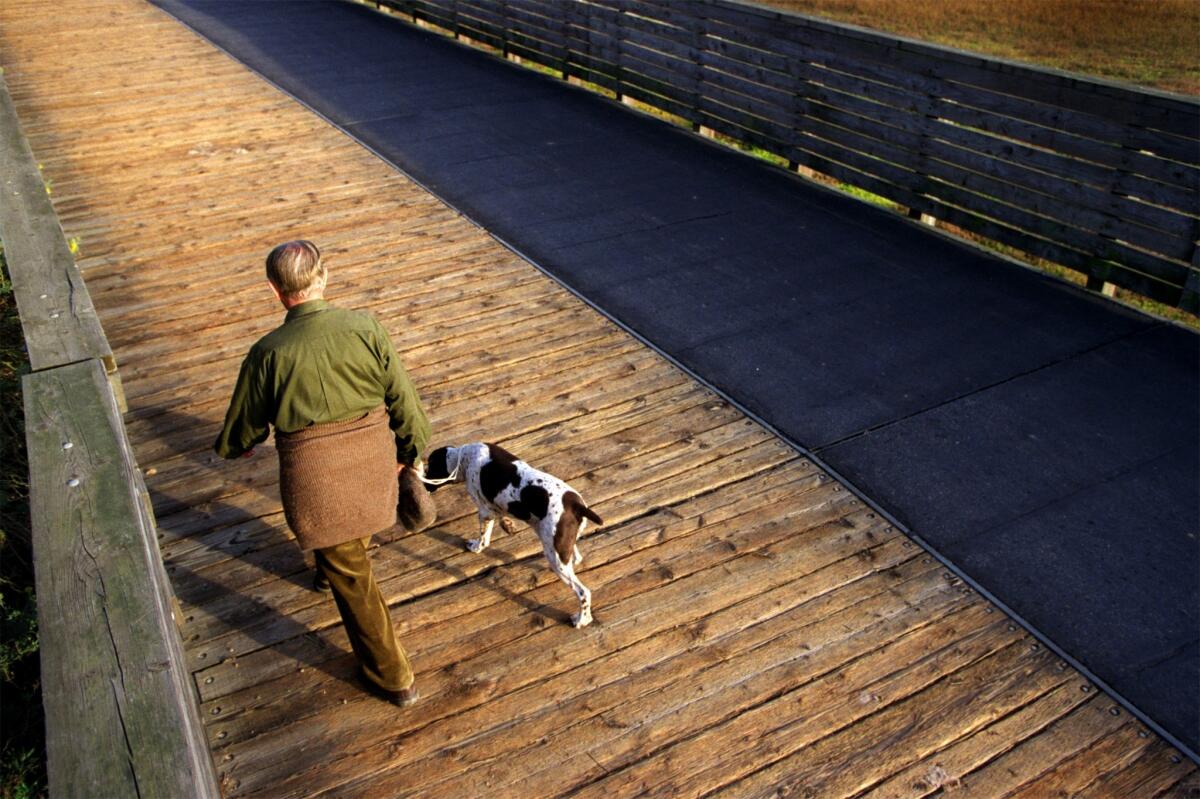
[375,0,1200,314]
[0,75,220,797]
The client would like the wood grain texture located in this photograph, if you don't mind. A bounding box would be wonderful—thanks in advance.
[1,0,1194,796]
[23,360,219,799]
[0,75,118,376]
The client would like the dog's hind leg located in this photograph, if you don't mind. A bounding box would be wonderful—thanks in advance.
[572,518,590,566]
[467,511,496,554]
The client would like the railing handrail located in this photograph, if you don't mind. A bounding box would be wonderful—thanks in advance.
[0,72,220,799]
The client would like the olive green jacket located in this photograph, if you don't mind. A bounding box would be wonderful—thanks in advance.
[214,299,430,464]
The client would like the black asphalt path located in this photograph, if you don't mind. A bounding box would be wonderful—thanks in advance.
[154,0,1199,754]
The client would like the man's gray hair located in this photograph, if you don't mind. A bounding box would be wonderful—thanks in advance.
[266,240,326,299]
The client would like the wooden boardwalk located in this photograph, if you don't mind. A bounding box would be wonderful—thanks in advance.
[2,1,1196,796]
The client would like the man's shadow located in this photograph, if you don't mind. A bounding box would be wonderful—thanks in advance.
[139,405,574,686]
[140,405,349,682]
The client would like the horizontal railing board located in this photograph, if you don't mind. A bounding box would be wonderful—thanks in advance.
[503,1,572,41]
[698,0,1200,141]
[25,359,220,799]
[792,87,1196,259]
[772,122,1188,298]
[695,56,1196,267]
[380,0,1200,313]
[590,0,1200,208]
[461,1,564,54]
[645,0,1200,149]
[785,59,1200,218]
[785,119,1191,289]
[0,74,118,377]
[701,14,1200,177]
[692,11,1200,187]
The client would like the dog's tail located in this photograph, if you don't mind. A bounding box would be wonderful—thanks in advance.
[563,492,603,527]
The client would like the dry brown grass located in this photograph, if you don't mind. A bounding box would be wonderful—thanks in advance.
[753,0,1200,95]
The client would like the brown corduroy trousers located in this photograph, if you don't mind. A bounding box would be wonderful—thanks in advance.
[314,537,414,692]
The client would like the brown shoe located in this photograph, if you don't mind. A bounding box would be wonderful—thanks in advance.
[359,670,419,707]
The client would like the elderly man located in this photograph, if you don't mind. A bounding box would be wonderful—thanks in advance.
[214,240,430,707]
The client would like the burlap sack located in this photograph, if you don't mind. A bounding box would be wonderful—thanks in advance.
[397,465,438,533]
[276,406,398,550]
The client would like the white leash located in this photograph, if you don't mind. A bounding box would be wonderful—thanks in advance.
[413,451,462,486]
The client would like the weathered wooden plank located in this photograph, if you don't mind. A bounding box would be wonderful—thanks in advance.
[212,506,889,796]
[1006,723,1158,798]
[0,74,118,377]
[573,608,1023,797]
[193,459,823,704]
[946,696,1134,795]
[24,359,219,798]
[697,0,1200,142]
[7,2,1191,796]
[703,647,1078,798]
[400,558,966,798]
[234,503,910,798]
[857,676,1093,798]
[1076,739,1198,797]
[697,6,1200,186]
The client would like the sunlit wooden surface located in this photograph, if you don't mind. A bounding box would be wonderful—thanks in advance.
[1,1,1195,795]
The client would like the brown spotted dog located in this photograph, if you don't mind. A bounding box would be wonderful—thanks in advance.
[422,442,601,627]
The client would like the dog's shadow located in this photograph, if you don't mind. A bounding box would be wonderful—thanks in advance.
[391,522,575,629]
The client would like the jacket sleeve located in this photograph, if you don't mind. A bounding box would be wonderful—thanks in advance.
[214,347,272,459]
[374,318,431,465]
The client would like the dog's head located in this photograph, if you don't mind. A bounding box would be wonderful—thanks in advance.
[422,445,462,492]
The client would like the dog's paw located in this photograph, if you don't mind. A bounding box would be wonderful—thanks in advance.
[466,539,486,554]
[571,610,593,628]
[573,548,583,567]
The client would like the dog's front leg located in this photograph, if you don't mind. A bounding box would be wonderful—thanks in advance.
[467,511,495,554]
[542,541,592,628]
[565,565,592,628]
